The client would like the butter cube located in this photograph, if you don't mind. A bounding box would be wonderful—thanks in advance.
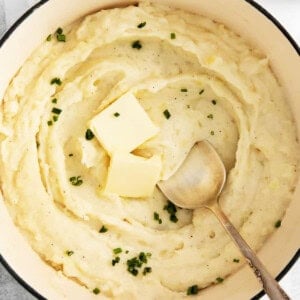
[105,153,162,198]
[89,93,159,154]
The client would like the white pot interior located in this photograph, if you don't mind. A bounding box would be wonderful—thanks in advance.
[0,0,299,299]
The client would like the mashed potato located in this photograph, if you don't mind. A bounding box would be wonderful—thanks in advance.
[0,2,298,298]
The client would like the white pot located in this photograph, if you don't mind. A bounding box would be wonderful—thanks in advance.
[0,0,299,299]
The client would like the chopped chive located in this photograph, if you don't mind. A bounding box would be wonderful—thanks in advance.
[216,277,224,283]
[233,258,240,263]
[57,34,66,42]
[125,250,129,254]
[210,130,214,136]
[85,129,94,140]
[46,34,52,42]
[69,176,83,186]
[207,114,213,119]
[99,225,108,233]
[170,32,176,39]
[143,267,152,275]
[199,89,204,95]
[66,250,74,256]
[114,112,120,117]
[50,77,62,85]
[137,21,146,28]
[186,105,191,109]
[181,88,188,92]
[56,27,63,34]
[51,98,57,104]
[163,109,171,119]
[53,115,59,122]
[113,248,122,255]
[164,201,178,223]
[187,285,199,295]
[170,214,178,223]
[68,153,74,157]
[211,99,217,105]
[93,288,100,295]
[274,220,281,228]
[47,120,53,126]
[132,40,142,49]
[138,252,147,264]
[153,212,162,224]
[52,107,62,115]
[112,256,120,266]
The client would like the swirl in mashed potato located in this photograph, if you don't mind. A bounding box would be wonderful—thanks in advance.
[0,2,298,298]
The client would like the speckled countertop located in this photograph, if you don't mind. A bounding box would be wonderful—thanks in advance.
[0,0,299,299]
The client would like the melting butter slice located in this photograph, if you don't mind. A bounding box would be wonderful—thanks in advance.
[89,93,159,154]
[105,153,162,198]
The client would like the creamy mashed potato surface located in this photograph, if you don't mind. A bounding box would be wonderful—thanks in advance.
[0,2,298,298]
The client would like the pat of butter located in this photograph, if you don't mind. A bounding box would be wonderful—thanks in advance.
[89,93,159,154]
[105,153,162,198]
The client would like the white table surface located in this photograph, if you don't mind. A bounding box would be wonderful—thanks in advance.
[0,1,299,299]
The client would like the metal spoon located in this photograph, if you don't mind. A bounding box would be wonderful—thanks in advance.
[158,141,289,300]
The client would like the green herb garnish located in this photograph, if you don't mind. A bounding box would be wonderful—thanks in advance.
[113,248,122,255]
[68,153,74,157]
[126,252,151,276]
[153,212,162,224]
[170,214,178,223]
[69,176,83,186]
[181,88,188,92]
[274,220,281,228]
[56,28,63,34]
[216,277,224,283]
[56,28,66,42]
[143,267,152,275]
[137,22,146,28]
[170,32,176,39]
[47,120,53,126]
[132,40,142,49]
[52,107,62,115]
[51,98,57,104]
[233,258,240,263]
[164,201,178,223]
[46,34,52,42]
[85,129,94,140]
[114,112,120,117]
[112,256,120,266]
[99,225,108,233]
[211,99,217,105]
[207,114,213,119]
[187,285,199,295]
[210,130,214,136]
[50,77,62,85]
[53,115,59,122]
[163,109,171,120]
[199,89,204,95]
[57,34,66,42]
[93,288,100,295]
[138,252,148,264]
[66,250,74,256]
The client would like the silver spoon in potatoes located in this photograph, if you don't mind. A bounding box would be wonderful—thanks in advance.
[158,141,289,300]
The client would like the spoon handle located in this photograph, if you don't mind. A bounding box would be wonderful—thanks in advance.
[210,204,290,300]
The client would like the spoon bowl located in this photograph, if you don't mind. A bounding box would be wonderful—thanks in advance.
[158,141,226,209]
